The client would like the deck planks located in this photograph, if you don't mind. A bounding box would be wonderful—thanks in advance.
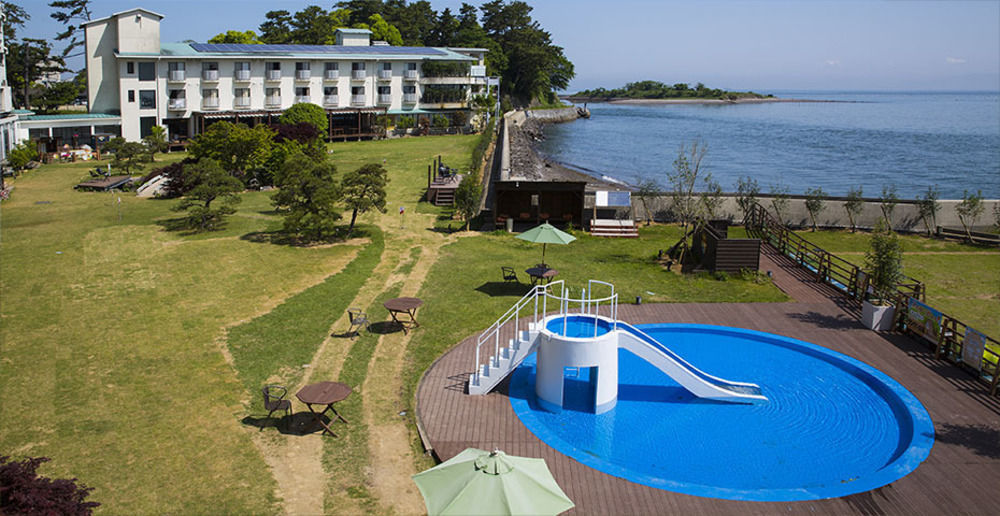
[416,253,1000,515]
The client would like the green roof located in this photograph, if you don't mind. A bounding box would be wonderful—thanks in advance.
[141,42,474,61]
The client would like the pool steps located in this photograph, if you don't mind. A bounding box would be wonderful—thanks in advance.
[469,328,541,395]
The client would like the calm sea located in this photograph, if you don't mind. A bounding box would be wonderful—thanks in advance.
[536,91,1000,199]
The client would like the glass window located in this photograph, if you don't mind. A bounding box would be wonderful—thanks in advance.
[352,62,365,71]
[407,62,417,71]
[168,62,185,72]
[324,86,338,95]
[127,62,135,74]
[168,90,185,99]
[325,62,339,71]
[139,90,156,109]
[127,90,135,102]
[296,62,310,71]
[235,62,250,71]
[377,86,390,95]
[403,85,415,94]
[202,62,219,71]
[266,87,280,97]
[352,86,364,95]
[138,62,155,81]
[202,89,219,99]
[267,62,280,71]
[382,62,391,71]
[234,88,250,98]
[295,87,310,96]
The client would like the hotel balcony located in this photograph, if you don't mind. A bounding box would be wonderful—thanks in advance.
[351,94,366,106]
[295,95,311,104]
[234,97,251,109]
[168,98,186,110]
[351,70,367,80]
[265,96,281,108]
[324,70,339,80]
[404,70,418,81]
[377,94,392,104]
[168,70,186,82]
[234,70,251,82]
[201,98,220,110]
[377,70,392,81]
[403,93,418,104]
[323,95,339,106]
[266,70,281,81]
[201,70,219,82]
[295,70,311,81]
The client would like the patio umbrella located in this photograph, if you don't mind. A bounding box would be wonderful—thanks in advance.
[515,222,576,268]
[412,448,575,516]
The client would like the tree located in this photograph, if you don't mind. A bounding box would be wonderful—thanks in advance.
[879,184,898,229]
[955,190,984,243]
[362,13,403,45]
[700,176,724,220]
[916,185,940,236]
[208,30,261,44]
[49,0,92,59]
[993,203,1000,233]
[271,151,342,241]
[0,455,100,515]
[864,219,903,305]
[7,141,39,170]
[172,159,243,231]
[188,122,275,180]
[341,163,388,237]
[7,38,64,109]
[844,186,864,232]
[104,137,151,174]
[667,141,708,262]
[259,10,293,44]
[768,183,790,225]
[454,173,482,230]
[804,187,826,231]
[32,80,83,113]
[279,102,329,140]
[734,175,760,222]
[427,7,460,46]
[143,126,168,161]
[634,179,659,226]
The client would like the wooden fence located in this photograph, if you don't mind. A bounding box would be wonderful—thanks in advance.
[745,202,999,396]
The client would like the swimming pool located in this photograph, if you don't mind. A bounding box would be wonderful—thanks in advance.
[509,323,934,501]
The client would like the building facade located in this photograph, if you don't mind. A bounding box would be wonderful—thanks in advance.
[83,8,487,142]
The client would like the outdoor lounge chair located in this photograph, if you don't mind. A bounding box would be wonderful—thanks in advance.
[347,308,370,338]
[502,266,519,283]
[262,385,292,422]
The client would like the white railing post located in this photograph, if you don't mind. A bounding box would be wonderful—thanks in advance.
[494,329,500,367]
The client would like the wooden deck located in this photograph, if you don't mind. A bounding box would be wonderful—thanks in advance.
[416,246,1000,515]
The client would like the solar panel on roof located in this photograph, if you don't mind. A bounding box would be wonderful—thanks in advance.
[189,43,445,56]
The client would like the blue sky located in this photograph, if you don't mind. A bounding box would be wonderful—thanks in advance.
[18,0,1000,92]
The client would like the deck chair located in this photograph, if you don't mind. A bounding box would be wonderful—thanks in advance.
[502,266,519,283]
[347,308,370,338]
[262,385,292,424]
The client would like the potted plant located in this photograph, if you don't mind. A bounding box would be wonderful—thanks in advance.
[861,219,903,331]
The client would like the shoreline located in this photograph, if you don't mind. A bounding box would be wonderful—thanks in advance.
[563,97,843,105]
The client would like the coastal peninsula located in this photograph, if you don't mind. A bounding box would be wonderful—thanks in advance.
[565,80,829,104]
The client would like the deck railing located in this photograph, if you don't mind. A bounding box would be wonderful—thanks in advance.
[745,202,998,396]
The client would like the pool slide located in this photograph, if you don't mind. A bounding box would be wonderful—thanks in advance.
[615,322,767,403]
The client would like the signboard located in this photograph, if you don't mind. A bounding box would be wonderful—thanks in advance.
[487,77,500,87]
[962,327,987,371]
[907,298,943,343]
[471,65,486,77]
[596,191,631,207]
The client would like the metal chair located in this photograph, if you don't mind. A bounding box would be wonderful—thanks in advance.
[262,385,292,423]
[347,308,370,338]
[502,266,519,283]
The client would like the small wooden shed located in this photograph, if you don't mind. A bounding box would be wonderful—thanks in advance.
[692,220,761,273]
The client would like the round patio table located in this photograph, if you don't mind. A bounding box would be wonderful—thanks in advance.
[296,381,351,437]
[384,297,423,334]
[525,267,559,285]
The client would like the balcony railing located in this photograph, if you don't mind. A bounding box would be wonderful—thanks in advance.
[323,95,339,106]
[201,70,219,81]
[351,94,365,106]
[202,98,220,109]
[234,97,251,109]
[404,70,418,80]
[168,70,185,82]
[378,70,392,80]
[265,96,281,108]
[266,70,281,81]
[234,70,251,81]
[295,95,311,104]
[377,94,392,104]
[403,93,417,104]
[324,70,339,80]
[168,98,186,110]
[351,70,367,80]
[295,70,311,80]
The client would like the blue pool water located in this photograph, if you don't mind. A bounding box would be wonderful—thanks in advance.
[509,324,934,501]
[545,315,614,338]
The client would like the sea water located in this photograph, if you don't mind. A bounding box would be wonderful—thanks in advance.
[536,91,1000,199]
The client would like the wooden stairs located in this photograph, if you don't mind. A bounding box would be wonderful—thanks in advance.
[590,219,639,238]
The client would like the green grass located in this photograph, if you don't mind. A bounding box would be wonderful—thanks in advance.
[227,226,384,407]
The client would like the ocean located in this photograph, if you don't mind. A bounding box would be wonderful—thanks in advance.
[536,91,1000,199]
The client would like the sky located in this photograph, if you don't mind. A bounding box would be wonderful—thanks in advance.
[16,0,1000,92]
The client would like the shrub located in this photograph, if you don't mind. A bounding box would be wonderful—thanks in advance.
[432,114,449,128]
[270,122,320,145]
[278,102,328,140]
[397,116,415,129]
[419,61,470,77]
[451,110,469,128]
[713,271,729,281]
[7,141,39,170]
[0,455,100,515]
[864,219,903,304]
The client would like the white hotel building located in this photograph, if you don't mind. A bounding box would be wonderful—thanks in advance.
[83,8,487,142]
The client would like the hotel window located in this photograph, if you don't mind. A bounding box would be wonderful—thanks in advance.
[406,62,417,71]
[235,62,250,72]
[168,90,185,100]
[296,62,310,71]
[234,88,250,98]
[168,62,184,72]
[267,62,281,72]
[352,86,365,95]
[202,88,219,108]
[403,85,416,94]
[127,90,135,102]
[266,87,281,104]
[324,86,338,96]
[382,63,391,71]
[377,86,390,95]
[127,62,135,74]
[352,62,365,71]
[138,90,156,109]
[325,62,339,72]
[202,62,219,72]
[138,62,155,81]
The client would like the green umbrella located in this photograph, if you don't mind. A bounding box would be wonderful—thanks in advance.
[515,222,576,268]
[412,448,575,516]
